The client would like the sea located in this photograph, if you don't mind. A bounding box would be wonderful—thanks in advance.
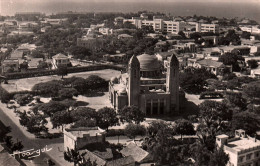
[1,1,260,22]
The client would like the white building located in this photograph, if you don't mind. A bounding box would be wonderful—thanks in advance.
[216,129,260,166]
[64,127,105,151]
[52,53,70,68]
[240,26,260,34]
[196,23,219,33]
[123,17,185,34]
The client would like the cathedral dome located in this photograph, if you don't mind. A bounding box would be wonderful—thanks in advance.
[137,54,161,71]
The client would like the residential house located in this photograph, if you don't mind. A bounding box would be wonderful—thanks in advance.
[10,50,23,60]
[27,58,43,69]
[201,36,219,46]
[52,53,70,69]
[172,42,197,53]
[99,28,113,35]
[216,129,260,166]
[118,34,133,40]
[155,41,168,52]
[1,59,19,73]
[103,53,127,63]
[195,59,228,75]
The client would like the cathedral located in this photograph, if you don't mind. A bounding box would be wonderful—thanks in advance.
[109,52,180,115]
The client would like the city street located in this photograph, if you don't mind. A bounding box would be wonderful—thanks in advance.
[0,105,72,166]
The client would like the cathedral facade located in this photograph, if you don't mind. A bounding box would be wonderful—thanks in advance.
[109,52,180,115]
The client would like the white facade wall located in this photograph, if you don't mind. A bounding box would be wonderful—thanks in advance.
[196,23,219,33]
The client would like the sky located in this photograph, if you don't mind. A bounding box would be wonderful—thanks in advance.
[1,0,260,19]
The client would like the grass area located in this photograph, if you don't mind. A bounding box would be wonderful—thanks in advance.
[2,69,121,93]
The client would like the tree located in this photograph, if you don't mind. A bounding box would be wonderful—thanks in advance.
[209,146,229,166]
[224,92,247,112]
[71,119,97,128]
[32,80,63,97]
[33,101,68,117]
[174,119,195,140]
[14,93,33,106]
[31,50,45,58]
[191,141,210,166]
[58,88,79,99]
[197,101,232,145]
[243,81,260,102]
[241,31,251,39]
[124,123,146,140]
[118,105,145,124]
[218,53,243,72]
[247,59,258,69]
[57,66,68,79]
[97,107,119,131]
[51,110,73,130]
[180,67,217,94]
[232,111,260,136]
[70,107,98,122]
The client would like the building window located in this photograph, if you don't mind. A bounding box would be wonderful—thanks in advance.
[256,151,260,158]
[246,153,252,160]
[239,156,244,163]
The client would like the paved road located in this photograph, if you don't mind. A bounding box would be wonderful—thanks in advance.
[0,107,71,166]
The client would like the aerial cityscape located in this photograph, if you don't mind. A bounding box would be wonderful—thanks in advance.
[1,0,260,166]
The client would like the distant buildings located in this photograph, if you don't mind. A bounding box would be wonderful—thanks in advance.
[240,25,260,34]
[216,129,260,166]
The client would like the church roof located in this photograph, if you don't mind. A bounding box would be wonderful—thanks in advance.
[137,54,161,71]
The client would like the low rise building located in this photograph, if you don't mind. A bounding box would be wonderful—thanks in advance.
[216,129,260,166]
[1,59,19,73]
[194,59,227,75]
[63,127,106,151]
[52,53,70,68]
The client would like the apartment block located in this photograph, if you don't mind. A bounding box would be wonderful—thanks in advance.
[196,23,219,33]
[216,129,260,166]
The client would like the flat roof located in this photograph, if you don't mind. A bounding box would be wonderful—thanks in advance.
[226,139,260,153]
[65,127,105,138]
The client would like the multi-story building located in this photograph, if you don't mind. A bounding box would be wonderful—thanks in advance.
[240,26,260,34]
[123,17,185,34]
[216,129,260,166]
[196,23,219,33]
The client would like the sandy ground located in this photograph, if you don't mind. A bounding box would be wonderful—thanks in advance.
[75,92,112,110]
[2,69,121,93]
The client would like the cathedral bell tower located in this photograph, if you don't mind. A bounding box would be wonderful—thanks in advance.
[128,55,140,107]
[166,52,179,113]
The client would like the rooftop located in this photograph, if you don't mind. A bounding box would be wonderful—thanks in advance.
[226,139,260,153]
[197,59,224,68]
[52,53,68,59]
[65,127,105,138]
[120,142,150,162]
[10,50,23,59]
[137,54,161,71]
